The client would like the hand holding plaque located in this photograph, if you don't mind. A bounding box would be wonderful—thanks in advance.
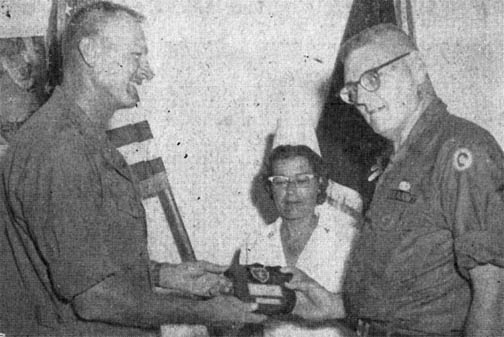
[224,250,296,315]
[158,261,232,297]
[282,266,346,321]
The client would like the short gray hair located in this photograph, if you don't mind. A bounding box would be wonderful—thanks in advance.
[340,23,418,64]
[340,24,436,102]
[62,1,144,70]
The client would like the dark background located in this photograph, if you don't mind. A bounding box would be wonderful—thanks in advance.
[316,0,396,212]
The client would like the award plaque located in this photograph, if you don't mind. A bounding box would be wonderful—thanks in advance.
[224,250,296,315]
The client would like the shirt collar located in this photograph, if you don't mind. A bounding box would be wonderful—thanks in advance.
[390,97,447,164]
[52,86,107,146]
[53,86,135,181]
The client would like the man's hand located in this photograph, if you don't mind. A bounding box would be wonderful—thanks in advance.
[282,266,345,321]
[158,261,232,297]
[203,295,267,325]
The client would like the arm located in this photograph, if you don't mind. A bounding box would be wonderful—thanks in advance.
[150,260,232,297]
[281,266,345,321]
[35,144,264,328]
[72,270,265,328]
[437,142,504,335]
[465,264,504,337]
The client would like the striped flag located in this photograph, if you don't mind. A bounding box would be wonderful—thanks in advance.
[106,121,196,262]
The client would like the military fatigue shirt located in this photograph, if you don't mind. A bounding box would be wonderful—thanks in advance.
[345,98,504,335]
[0,87,156,336]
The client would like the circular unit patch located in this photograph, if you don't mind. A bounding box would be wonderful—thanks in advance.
[453,148,473,171]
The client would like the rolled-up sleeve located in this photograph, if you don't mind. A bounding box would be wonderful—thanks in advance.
[439,140,504,278]
[20,140,120,300]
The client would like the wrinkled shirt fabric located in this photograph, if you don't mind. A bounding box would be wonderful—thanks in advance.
[345,98,504,336]
[0,87,157,336]
[244,202,358,337]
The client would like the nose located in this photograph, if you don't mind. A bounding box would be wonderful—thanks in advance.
[285,180,298,194]
[139,59,155,81]
[353,85,366,106]
[353,87,377,115]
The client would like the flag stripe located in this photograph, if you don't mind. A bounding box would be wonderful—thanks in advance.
[106,120,153,148]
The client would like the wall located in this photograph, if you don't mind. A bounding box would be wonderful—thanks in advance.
[413,0,504,146]
[108,0,354,264]
[2,0,503,265]
[0,0,51,38]
[121,0,504,266]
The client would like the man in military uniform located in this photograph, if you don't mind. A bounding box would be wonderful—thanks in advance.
[0,2,264,336]
[341,23,504,337]
[286,24,504,336]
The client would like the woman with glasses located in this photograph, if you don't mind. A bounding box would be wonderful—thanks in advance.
[241,144,359,337]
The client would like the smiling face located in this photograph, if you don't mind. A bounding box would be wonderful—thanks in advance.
[92,15,154,110]
[271,156,320,222]
[344,44,421,141]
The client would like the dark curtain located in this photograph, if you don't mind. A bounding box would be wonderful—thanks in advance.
[316,0,396,212]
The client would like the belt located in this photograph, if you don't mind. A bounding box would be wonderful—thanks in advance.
[355,319,462,337]
[355,319,411,337]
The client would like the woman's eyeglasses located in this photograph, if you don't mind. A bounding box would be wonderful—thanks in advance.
[268,173,317,189]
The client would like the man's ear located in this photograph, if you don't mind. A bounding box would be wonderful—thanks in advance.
[78,37,99,67]
[407,50,428,84]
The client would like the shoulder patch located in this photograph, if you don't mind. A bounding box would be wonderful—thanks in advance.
[453,148,473,171]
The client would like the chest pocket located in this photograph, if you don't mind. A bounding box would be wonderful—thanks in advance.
[103,163,145,219]
[367,191,411,233]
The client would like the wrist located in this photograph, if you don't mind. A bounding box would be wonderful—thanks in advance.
[151,262,162,287]
[195,297,219,323]
[151,262,177,288]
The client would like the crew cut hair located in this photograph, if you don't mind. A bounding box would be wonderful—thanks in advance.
[340,23,418,64]
[62,1,144,69]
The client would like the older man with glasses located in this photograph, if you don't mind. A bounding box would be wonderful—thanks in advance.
[287,23,504,337]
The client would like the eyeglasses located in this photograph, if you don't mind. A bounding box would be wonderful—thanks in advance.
[268,173,317,189]
[339,52,411,105]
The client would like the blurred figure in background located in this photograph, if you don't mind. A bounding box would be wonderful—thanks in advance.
[0,37,46,156]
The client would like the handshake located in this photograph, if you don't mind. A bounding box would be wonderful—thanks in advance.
[155,249,296,315]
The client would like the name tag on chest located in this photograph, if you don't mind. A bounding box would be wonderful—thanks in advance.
[387,189,417,203]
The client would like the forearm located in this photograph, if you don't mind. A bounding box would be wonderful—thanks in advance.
[73,271,216,328]
[291,283,346,321]
[465,304,502,337]
[465,294,504,337]
[313,287,345,320]
[465,265,504,337]
[149,259,230,297]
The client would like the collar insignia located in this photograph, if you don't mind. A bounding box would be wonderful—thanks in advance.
[368,164,383,182]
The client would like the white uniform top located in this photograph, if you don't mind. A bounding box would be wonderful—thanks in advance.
[242,201,358,337]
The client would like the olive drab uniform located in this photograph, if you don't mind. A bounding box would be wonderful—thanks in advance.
[345,98,504,336]
[0,87,156,336]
